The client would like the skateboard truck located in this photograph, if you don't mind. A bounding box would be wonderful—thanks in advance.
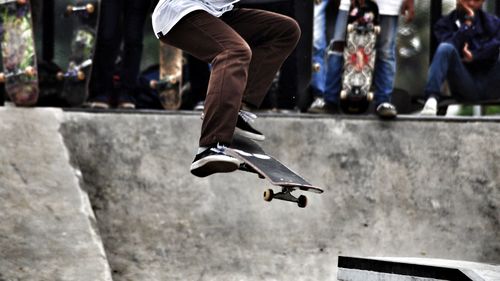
[56,60,91,81]
[0,66,36,83]
[263,187,308,208]
[150,75,180,91]
[66,3,95,16]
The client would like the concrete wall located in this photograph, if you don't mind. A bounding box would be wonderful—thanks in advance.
[0,108,111,281]
[1,107,499,280]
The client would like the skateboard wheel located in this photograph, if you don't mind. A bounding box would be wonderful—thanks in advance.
[297,195,308,208]
[0,73,5,83]
[56,71,65,81]
[347,24,354,33]
[312,63,321,73]
[374,26,381,35]
[77,71,86,81]
[86,4,95,14]
[340,90,347,100]
[367,92,374,102]
[263,189,274,202]
[25,66,36,77]
[150,80,158,89]
[66,5,74,14]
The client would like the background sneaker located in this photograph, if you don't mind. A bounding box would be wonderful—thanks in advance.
[420,97,437,116]
[193,101,205,111]
[376,102,397,119]
[308,97,339,114]
[118,102,136,109]
[235,110,265,141]
[190,144,240,177]
[86,101,110,109]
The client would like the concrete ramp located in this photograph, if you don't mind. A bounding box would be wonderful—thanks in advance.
[60,110,500,280]
[0,108,111,281]
[1,108,499,280]
[338,256,500,281]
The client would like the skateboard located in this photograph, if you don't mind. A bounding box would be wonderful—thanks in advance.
[57,0,100,106]
[150,42,182,110]
[225,135,324,208]
[0,0,38,106]
[339,0,380,114]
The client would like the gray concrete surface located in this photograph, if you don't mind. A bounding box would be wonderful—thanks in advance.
[0,108,112,281]
[59,110,499,281]
[1,107,499,281]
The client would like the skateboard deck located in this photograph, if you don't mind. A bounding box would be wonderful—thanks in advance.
[58,0,100,106]
[150,42,182,110]
[225,135,323,208]
[339,0,379,114]
[0,0,38,106]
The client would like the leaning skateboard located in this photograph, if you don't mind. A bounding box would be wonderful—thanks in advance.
[150,42,182,110]
[225,135,324,208]
[0,0,38,106]
[57,0,100,106]
[339,0,380,114]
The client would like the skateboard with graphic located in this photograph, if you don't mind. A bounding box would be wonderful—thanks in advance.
[150,42,182,110]
[57,0,100,106]
[225,135,324,208]
[339,0,380,114]
[0,0,38,106]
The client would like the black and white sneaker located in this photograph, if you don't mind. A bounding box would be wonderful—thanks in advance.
[235,110,265,141]
[190,144,240,177]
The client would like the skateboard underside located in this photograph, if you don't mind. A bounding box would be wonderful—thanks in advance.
[155,42,182,110]
[59,0,99,106]
[0,0,38,106]
[225,135,323,208]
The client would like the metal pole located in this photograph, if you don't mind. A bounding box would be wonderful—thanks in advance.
[430,0,442,64]
[42,0,55,61]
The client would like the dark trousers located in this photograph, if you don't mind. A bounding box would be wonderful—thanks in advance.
[90,0,151,99]
[160,9,300,147]
[425,43,500,101]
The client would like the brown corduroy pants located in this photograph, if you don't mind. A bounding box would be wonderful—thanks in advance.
[159,8,300,147]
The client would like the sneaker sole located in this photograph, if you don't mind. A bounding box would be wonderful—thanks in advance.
[420,108,437,116]
[377,110,397,119]
[307,108,324,114]
[86,102,110,109]
[235,128,265,142]
[190,155,240,178]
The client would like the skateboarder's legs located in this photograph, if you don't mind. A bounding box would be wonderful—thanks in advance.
[160,9,300,147]
[224,9,300,108]
[159,8,299,177]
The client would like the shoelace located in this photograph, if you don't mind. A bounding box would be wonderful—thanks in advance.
[238,110,257,124]
[210,143,227,154]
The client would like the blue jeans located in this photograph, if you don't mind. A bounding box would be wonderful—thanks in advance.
[425,43,500,101]
[310,0,333,96]
[324,14,399,106]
